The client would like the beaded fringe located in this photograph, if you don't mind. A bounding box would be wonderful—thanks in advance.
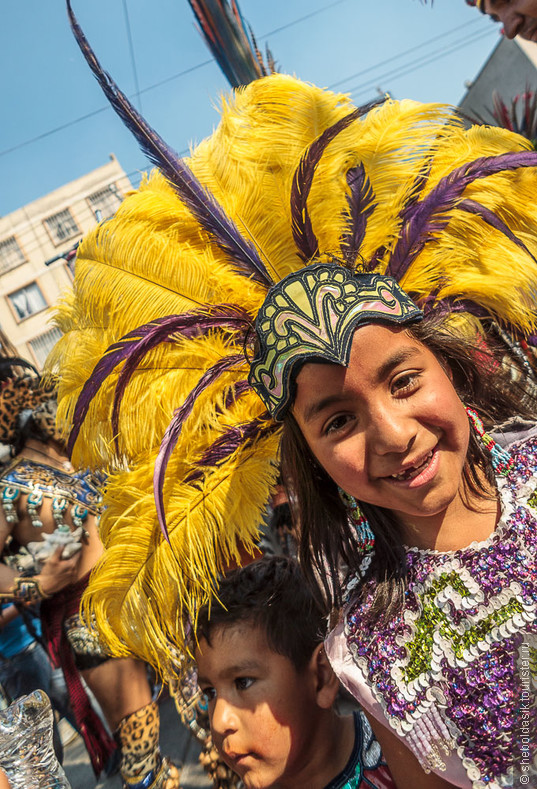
[405,706,453,774]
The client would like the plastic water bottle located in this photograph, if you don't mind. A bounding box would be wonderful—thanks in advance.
[0,690,71,788]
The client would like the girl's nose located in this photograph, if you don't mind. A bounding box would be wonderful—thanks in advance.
[367,407,416,456]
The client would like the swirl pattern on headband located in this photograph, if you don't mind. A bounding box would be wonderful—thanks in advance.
[249,263,423,420]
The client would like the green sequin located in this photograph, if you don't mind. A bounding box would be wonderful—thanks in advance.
[403,571,524,682]
[528,488,537,508]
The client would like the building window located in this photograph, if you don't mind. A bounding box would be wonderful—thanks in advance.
[44,209,80,245]
[0,236,26,274]
[28,326,62,369]
[88,185,122,220]
[8,282,47,321]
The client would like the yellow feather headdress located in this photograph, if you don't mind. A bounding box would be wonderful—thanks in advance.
[49,4,537,676]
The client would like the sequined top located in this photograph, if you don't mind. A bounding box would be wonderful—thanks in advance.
[0,457,102,530]
[325,434,537,789]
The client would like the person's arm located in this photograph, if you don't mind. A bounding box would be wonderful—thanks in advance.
[0,546,81,603]
[0,604,20,629]
[34,545,82,595]
[0,498,80,600]
[365,713,458,789]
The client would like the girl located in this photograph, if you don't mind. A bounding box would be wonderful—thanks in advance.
[259,263,537,788]
[54,10,537,788]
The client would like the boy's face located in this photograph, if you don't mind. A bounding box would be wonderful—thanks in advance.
[195,622,322,789]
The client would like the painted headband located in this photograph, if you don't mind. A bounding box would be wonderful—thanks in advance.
[466,0,485,11]
[249,263,424,421]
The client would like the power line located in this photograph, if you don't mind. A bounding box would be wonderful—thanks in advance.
[261,0,347,38]
[122,0,142,113]
[328,18,482,90]
[348,27,496,101]
[0,58,213,160]
[0,0,349,159]
[0,2,488,160]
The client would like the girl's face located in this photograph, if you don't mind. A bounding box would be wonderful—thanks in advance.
[293,324,470,534]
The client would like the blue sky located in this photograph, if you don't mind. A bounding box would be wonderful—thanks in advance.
[0,0,500,216]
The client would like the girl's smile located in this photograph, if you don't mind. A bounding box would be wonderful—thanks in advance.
[379,445,438,486]
[292,324,487,547]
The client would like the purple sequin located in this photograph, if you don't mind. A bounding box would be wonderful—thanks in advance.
[344,435,537,786]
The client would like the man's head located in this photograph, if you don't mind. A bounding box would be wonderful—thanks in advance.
[470,0,537,42]
[194,558,341,788]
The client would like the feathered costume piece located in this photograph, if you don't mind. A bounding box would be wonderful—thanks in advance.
[49,1,537,676]
[187,0,275,88]
[474,89,537,146]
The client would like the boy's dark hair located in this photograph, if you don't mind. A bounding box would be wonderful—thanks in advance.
[196,556,325,670]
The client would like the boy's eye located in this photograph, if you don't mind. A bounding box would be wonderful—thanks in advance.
[201,686,216,702]
[235,676,254,691]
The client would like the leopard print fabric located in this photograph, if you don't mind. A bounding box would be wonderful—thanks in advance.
[0,377,54,445]
[116,701,161,782]
[115,702,181,788]
[32,398,63,443]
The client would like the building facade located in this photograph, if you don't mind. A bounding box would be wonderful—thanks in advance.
[0,155,133,369]
[459,37,537,125]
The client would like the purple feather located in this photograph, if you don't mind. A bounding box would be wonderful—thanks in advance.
[185,414,277,483]
[457,198,537,264]
[110,306,252,450]
[67,322,170,457]
[291,109,362,262]
[67,0,273,286]
[213,378,251,418]
[68,308,251,457]
[366,162,432,271]
[419,294,489,318]
[340,163,375,263]
[386,149,537,280]
[154,353,245,541]
[223,378,250,409]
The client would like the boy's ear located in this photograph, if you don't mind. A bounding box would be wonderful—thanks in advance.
[309,643,340,709]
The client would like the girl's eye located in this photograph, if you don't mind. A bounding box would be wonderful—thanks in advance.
[325,414,354,435]
[235,677,254,691]
[392,372,420,396]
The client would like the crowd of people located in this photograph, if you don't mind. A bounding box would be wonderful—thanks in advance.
[1,1,537,788]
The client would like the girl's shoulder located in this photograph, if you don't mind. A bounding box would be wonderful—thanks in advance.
[492,417,537,450]
[495,419,537,494]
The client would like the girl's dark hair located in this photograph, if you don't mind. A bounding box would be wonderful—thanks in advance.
[280,313,537,620]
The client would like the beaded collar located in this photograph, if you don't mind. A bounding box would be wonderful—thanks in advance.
[343,435,537,788]
[0,457,102,529]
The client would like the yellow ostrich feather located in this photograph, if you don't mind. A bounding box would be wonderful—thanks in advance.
[81,422,280,673]
[47,73,537,674]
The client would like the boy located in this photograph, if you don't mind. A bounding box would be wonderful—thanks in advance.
[194,557,395,789]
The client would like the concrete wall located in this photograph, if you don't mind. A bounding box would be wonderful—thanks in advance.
[459,37,537,124]
[0,155,132,368]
